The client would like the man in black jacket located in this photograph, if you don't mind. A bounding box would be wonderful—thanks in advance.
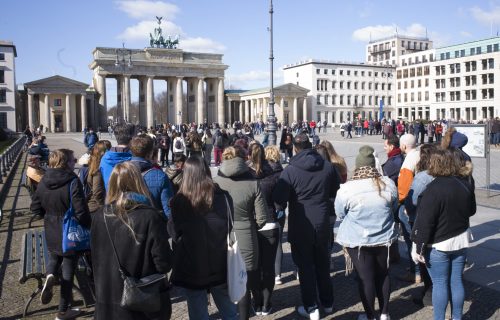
[382,135,404,186]
[273,134,340,319]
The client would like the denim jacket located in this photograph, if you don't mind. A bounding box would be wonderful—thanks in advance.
[404,170,435,223]
[335,176,398,248]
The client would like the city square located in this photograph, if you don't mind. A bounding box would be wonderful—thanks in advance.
[1,1,500,320]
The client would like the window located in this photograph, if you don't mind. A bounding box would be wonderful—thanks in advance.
[388,84,392,90]
[403,69,408,78]
[482,59,488,70]
[347,70,351,76]
[489,58,494,69]
[368,71,372,77]
[296,72,299,77]
[470,48,476,55]
[456,63,461,73]
[54,98,62,107]
[361,82,365,90]
[455,50,460,58]
[418,92,422,101]
[0,112,6,129]
[404,81,408,89]
[374,72,378,77]
[332,69,336,75]
[411,93,414,102]
[339,70,344,76]
[410,80,414,88]
[369,96,372,105]
[374,83,378,90]
[418,79,422,87]
[471,61,477,71]
[316,69,320,74]
[402,40,405,47]
[340,95,344,105]
[317,80,320,91]
[354,82,358,90]
[465,61,470,72]
[472,90,477,100]
[368,82,372,90]
[332,95,337,105]
[404,93,408,102]
[332,81,336,89]
[0,70,4,83]
[340,81,344,89]
[324,69,328,75]
[425,79,429,87]
[354,71,358,76]
[495,44,499,52]
[477,46,481,54]
[398,94,401,102]
[347,96,351,105]
[361,71,365,76]
[461,49,465,57]
[324,95,329,105]
[0,53,4,60]
[487,44,493,53]
[489,73,494,84]
[450,64,455,74]
[424,66,430,75]
[0,89,6,103]
[466,90,471,100]
[425,91,429,101]
[347,81,351,89]
[417,67,422,76]
[316,94,321,105]
[410,68,415,77]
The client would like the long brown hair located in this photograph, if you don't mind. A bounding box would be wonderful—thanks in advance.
[248,143,265,176]
[320,140,347,177]
[441,127,456,149]
[106,162,152,241]
[427,149,460,177]
[178,156,214,213]
[88,140,111,176]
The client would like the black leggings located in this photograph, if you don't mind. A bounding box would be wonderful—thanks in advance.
[347,246,390,319]
[238,270,260,320]
[251,228,279,310]
[47,253,78,312]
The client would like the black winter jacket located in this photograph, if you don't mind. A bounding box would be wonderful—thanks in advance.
[411,176,476,254]
[273,149,340,243]
[382,152,404,186]
[168,187,229,289]
[91,202,172,320]
[31,168,90,256]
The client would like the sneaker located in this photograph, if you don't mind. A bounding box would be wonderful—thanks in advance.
[55,308,82,320]
[275,275,282,285]
[253,305,262,316]
[297,306,320,320]
[41,274,55,305]
[380,314,390,320]
[261,306,272,316]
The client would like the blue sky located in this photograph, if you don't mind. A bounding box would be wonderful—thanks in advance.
[2,0,500,107]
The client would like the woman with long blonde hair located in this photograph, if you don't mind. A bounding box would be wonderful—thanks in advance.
[91,162,172,320]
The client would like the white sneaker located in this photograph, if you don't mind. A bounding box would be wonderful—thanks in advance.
[41,274,55,305]
[357,314,375,320]
[275,275,282,285]
[380,314,390,320]
[297,306,320,320]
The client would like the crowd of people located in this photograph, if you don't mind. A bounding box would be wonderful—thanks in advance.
[24,117,478,320]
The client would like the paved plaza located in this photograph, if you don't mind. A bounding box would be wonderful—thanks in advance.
[0,131,499,319]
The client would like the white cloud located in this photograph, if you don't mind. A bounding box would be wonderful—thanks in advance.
[352,23,428,42]
[227,70,283,89]
[116,0,179,20]
[181,37,226,53]
[470,5,500,25]
[117,20,182,42]
[460,31,472,37]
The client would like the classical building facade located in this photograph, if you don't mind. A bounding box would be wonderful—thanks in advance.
[89,47,228,128]
[283,60,395,124]
[225,83,309,125]
[0,40,17,131]
[17,75,97,132]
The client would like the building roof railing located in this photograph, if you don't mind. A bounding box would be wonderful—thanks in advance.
[283,59,396,69]
[368,34,430,44]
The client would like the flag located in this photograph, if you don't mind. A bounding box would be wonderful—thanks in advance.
[379,98,384,121]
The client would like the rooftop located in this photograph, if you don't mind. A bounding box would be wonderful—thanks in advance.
[283,59,395,69]
[369,34,430,44]
[0,40,17,57]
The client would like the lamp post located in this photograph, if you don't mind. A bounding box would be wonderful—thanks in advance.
[266,0,277,145]
[115,43,133,123]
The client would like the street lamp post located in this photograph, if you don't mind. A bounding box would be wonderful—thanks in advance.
[267,0,277,145]
[115,43,133,124]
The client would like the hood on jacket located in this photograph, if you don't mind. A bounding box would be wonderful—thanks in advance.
[101,150,132,167]
[268,160,283,174]
[246,159,273,179]
[289,148,325,172]
[450,131,468,149]
[130,157,153,173]
[42,168,77,190]
[218,157,250,178]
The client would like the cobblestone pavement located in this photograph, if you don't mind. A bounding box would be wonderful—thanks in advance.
[1,133,499,319]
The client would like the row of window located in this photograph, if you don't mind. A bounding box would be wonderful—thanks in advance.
[314,69,393,78]
[316,79,393,91]
[396,66,431,79]
[434,88,494,102]
[397,92,430,103]
[434,73,494,89]
[398,78,430,89]
[435,59,494,75]
[401,54,433,66]
[316,94,392,106]
[368,40,429,53]
[439,44,500,60]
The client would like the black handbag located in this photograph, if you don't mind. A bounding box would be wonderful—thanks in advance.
[103,208,166,313]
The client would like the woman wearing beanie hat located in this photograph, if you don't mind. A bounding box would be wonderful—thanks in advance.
[335,145,398,320]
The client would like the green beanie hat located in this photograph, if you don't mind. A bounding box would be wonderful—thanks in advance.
[355,145,376,169]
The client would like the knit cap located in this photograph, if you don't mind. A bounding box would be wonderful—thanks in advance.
[355,145,376,169]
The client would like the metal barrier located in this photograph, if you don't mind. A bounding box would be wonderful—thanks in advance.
[0,135,26,184]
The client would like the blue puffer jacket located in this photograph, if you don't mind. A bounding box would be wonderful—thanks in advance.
[130,157,173,218]
[335,176,398,248]
[99,147,132,191]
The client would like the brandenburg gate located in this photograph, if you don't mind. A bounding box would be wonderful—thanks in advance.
[89,18,228,128]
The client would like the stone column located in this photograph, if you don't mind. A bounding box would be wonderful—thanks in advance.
[293,97,298,122]
[65,94,71,132]
[116,77,123,122]
[237,101,243,122]
[123,75,131,123]
[44,94,51,132]
[197,77,205,124]
[217,78,225,125]
[175,77,183,125]
[96,74,107,127]
[302,98,308,121]
[81,94,87,131]
[28,93,34,130]
[146,76,155,129]
[245,100,250,123]
[227,99,232,124]
[138,78,146,126]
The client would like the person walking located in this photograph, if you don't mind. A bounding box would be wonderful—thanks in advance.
[168,156,238,319]
[273,133,341,319]
[411,149,476,320]
[213,146,267,320]
[213,129,225,166]
[91,162,172,319]
[31,149,91,320]
[335,145,398,320]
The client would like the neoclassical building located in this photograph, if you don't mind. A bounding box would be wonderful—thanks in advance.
[89,47,228,128]
[17,75,97,132]
[225,83,309,124]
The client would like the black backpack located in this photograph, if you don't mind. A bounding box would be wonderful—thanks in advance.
[174,139,182,150]
[215,135,223,147]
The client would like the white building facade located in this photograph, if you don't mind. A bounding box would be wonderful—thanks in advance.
[0,40,17,131]
[367,35,433,67]
[283,60,396,124]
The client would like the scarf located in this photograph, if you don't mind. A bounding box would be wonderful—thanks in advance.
[351,166,381,181]
[387,147,401,159]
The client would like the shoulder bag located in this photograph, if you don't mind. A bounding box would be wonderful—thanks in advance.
[224,195,247,303]
[103,206,166,313]
[62,179,91,253]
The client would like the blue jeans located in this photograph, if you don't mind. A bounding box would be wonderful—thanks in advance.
[399,206,420,275]
[425,248,467,320]
[184,283,238,320]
